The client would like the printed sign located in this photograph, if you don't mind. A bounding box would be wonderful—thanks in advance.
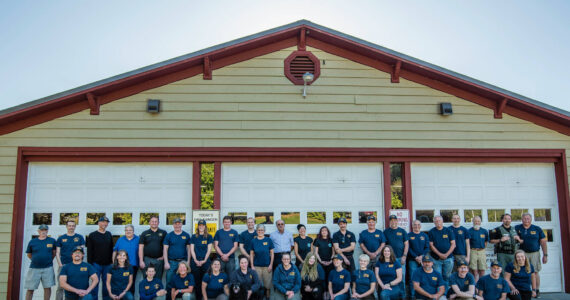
[192,210,220,236]
[389,209,410,231]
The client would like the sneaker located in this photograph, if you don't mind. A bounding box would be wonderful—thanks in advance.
[535,289,540,298]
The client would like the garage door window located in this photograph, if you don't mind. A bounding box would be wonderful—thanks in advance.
[33,213,52,225]
[282,212,300,224]
[167,213,186,225]
[140,213,159,225]
[59,213,79,225]
[544,229,554,242]
[113,213,132,225]
[416,210,434,223]
[307,212,326,224]
[511,209,529,221]
[440,209,458,223]
[487,209,505,222]
[464,209,482,223]
[534,209,552,221]
[333,212,352,224]
[255,212,274,224]
[391,163,404,209]
[228,212,247,224]
[86,213,105,225]
[358,211,377,223]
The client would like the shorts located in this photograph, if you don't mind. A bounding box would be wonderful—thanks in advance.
[24,266,55,290]
[254,266,273,289]
[525,251,542,272]
[469,249,486,271]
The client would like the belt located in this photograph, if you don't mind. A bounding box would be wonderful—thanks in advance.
[472,248,485,251]
[498,251,515,254]
[171,258,185,262]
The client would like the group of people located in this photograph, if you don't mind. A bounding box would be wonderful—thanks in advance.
[24,211,548,300]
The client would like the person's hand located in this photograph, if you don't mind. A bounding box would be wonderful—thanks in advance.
[222,254,229,262]
[532,290,537,298]
[344,257,350,265]
[157,289,167,296]
[247,290,252,299]
[172,289,179,297]
[465,256,470,263]
[164,261,170,270]
[352,292,360,298]
[438,253,447,260]
[76,289,89,297]
[514,236,522,243]
[368,252,377,259]
[251,266,256,271]
[476,295,484,300]
[139,260,146,269]
[511,288,519,295]
[500,236,510,242]
[268,265,272,272]
[286,290,295,299]
[543,255,548,264]
[304,285,312,292]
[449,294,457,299]
[415,256,422,264]
[400,256,406,264]
[58,262,63,268]
[119,291,126,299]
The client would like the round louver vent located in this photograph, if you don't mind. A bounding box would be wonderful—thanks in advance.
[284,51,321,85]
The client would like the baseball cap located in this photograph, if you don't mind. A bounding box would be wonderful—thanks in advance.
[98,216,110,223]
[422,255,434,262]
[388,215,398,220]
[333,254,344,261]
[38,224,49,230]
[72,246,84,253]
[456,259,468,267]
[491,260,502,268]
[338,217,347,224]
[367,215,377,221]
[197,219,206,225]
[172,218,182,224]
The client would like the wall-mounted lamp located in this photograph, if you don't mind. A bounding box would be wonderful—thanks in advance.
[440,102,453,116]
[302,72,314,98]
[147,99,160,113]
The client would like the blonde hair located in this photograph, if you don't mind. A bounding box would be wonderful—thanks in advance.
[513,250,531,273]
[176,261,191,275]
[300,252,319,282]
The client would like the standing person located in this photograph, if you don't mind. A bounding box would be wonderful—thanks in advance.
[113,224,140,295]
[272,253,302,300]
[59,247,99,300]
[328,254,351,300]
[294,224,313,269]
[332,217,356,272]
[515,213,547,297]
[313,226,335,284]
[106,250,134,300]
[250,224,274,299]
[270,219,294,271]
[450,214,470,271]
[475,261,511,300]
[447,259,481,300]
[490,214,521,274]
[169,262,196,300]
[468,216,489,282]
[351,254,375,300]
[428,215,455,291]
[408,219,430,299]
[56,220,85,300]
[358,215,386,269]
[214,216,239,275]
[190,219,213,300]
[504,250,536,300]
[201,259,229,300]
[411,255,445,300]
[374,245,403,300]
[383,215,409,292]
[229,255,263,300]
[238,217,256,261]
[87,216,114,300]
[300,252,325,300]
[139,265,167,300]
[139,216,168,281]
[164,218,191,291]
[25,224,56,300]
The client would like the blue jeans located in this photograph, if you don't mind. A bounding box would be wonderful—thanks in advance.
[120,292,134,300]
[378,283,402,300]
[432,257,453,292]
[408,259,421,298]
[398,257,406,298]
[166,260,182,288]
[90,263,111,300]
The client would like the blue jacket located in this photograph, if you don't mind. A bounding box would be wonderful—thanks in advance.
[273,264,301,294]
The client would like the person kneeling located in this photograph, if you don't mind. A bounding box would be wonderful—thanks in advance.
[273,253,301,300]
[475,261,510,300]
[139,265,168,300]
[448,259,482,300]
[169,262,197,300]
[412,255,445,300]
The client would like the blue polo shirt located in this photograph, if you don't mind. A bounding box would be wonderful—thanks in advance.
[108,266,134,294]
[358,229,386,253]
[384,227,409,258]
[59,262,96,299]
[294,236,313,261]
[251,236,274,267]
[450,226,470,256]
[332,230,356,256]
[139,277,164,300]
[26,237,56,268]
[214,229,239,258]
[352,269,375,294]
[113,235,140,266]
[328,268,351,293]
[449,272,475,292]
[375,260,402,284]
[428,227,455,257]
[475,275,510,300]
[169,272,195,290]
[191,234,213,260]
[164,231,191,260]
[468,228,489,249]
[239,230,256,254]
[408,232,430,258]
[203,272,228,298]
[411,268,445,299]
[56,234,85,265]
[515,224,546,253]
[504,263,534,292]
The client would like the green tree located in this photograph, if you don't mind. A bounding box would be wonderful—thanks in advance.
[201,163,214,209]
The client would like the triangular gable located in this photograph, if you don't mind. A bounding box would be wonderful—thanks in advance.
[1,20,569,135]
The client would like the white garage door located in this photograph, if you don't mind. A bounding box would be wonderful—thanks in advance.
[22,162,193,299]
[411,163,563,292]
[221,163,384,259]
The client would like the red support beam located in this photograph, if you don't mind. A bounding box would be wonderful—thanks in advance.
[555,153,570,292]
[192,161,201,209]
[203,57,212,80]
[298,28,306,51]
[86,93,100,115]
[494,98,508,119]
[383,162,391,229]
[391,60,401,83]
[214,162,221,209]
[404,161,413,213]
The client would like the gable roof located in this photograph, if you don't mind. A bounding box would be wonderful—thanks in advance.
[1,19,569,135]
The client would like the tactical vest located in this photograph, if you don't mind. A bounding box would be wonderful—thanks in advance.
[495,225,518,254]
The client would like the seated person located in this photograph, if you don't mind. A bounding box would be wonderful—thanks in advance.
[169,262,196,300]
[448,259,482,300]
[476,261,511,300]
[139,265,167,300]
[412,254,445,300]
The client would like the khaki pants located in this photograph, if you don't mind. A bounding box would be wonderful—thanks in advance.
[470,249,486,271]
[254,266,273,289]
[525,251,542,272]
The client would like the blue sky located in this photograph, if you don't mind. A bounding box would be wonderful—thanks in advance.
[1,1,568,113]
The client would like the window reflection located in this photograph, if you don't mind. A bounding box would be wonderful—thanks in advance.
[440,209,458,223]
[113,213,132,225]
[487,209,505,222]
[255,212,274,224]
[33,213,52,225]
[60,213,79,225]
[86,213,105,225]
[416,210,434,223]
[511,209,529,221]
[166,213,186,225]
[281,212,300,224]
[358,211,378,223]
[139,213,159,225]
[534,209,551,222]
[228,212,247,225]
[307,212,326,224]
[333,212,352,224]
[464,209,482,223]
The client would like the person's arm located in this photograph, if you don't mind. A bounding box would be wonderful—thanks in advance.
[59,275,78,295]
[429,241,444,258]
[333,243,347,260]
[434,285,445,299]
[499,292,507,300]
[163,244,170,270]
[239,243,250,259]
[201,281,208,300]
[214,240,224,255]
[272,269,287,294]
[465,239,471,262]
[338,281,350,296]
[489,229,501,244]
[269,249,274,272]
[390,268,403,286]
[314,246,323,263]
[227,242,239,256]
[106,273,115,298]
[138,243,145,268]
[123,274,133,299]
[444,240,456,258]
[401,241,409,264]
[250,250,256,270]
[190,243,198,263]
[360,281,376,298]
[328,281,334,298]
[345,241,356,252]
[540,237,548,264]
[414,281,433,299]
[374,266,388,290]
[294,241,303,265]
[204,242,213,264]
[504,272,517,294]
[454,284,476,298]
[531,272,537,297]
[351,282,359,297]
[56,247,63,267]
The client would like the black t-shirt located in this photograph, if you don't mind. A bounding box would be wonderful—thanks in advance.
[313,238,333,261]
[294,236,313,261]
[139,228,167,258]
[87,231,113,265]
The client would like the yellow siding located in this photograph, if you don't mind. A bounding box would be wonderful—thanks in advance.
[1,45,570,294]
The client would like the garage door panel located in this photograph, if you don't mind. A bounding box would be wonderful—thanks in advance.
[278,165,303,180]
[437,186,459,203]
[328,187,353,205]
[461,186,482,201]
[252,166,276,181]
[413,186,435,202]
[459,167,482,183]
[306,166,327,181]
[484,186,506,201]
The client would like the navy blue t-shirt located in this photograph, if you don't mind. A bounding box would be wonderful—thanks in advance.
[108,266,134,294]
[203,272,228,298]
[332,230,356,255]
[328,268,351,293]
[428,227,455,257]
[408,232,430,258]
[411,268,445,299]
[450,226,470,256]
[294,236,313,261]
[375,260,402,284]
[449,272,475,293]
[26,237,56,268]
[214,229,239,258]
[352,269,375,294]
[384,227,409,258]
[468,228,489,249]
[515,224,546,253]
[251,236,274,267]
[191,234,213,260]
[59,262,96,299]
[358,229,386,253]
[56,234,85,265]
[505,263,534,292]
[139,277,164,300]
[475,275,511,299]
[239,230,256,254]
[313,238,333,261]
[163,231,190,260]
[169,272,195,290]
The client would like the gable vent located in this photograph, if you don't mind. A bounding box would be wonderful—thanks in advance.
[284,51,321,85]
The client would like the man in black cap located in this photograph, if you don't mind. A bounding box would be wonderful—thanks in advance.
[86,216,113,300]
[475,261,510,300]
[448,259,481,300]
[411,254,445,300]
[24,224,56,300]
[59,246,98,300]
[332,217,356,272]
[358,215,386,269]
[139,215,167,280]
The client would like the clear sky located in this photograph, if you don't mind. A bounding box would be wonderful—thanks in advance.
[1,1,568,113]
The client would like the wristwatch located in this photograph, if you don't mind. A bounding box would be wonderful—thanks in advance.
[473,294,477,299]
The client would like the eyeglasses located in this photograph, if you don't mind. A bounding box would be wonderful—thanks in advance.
[277,223,284,226]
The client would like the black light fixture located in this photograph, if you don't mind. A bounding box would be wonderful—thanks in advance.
[147,99,160,113]
[440,102,453,116]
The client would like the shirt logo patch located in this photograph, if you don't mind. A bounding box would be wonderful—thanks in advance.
[480,234,485,238]
[202,240,207,244]
[229,234,234,237]
[347,234,351,238]
[364,274,369,278]
[375,234,379,238]
[307,243,311,247]
[155,284,160,289]
[458,230,463,234]
[497,284,503,289]
[328,243,332,247]
[530,231,536,235]
[432,277,437,281]
[389,264,394,268]
[218,279,224,283]
[289,272,295,276]
[80,267,87,271]
[184,280,189,286]
[263,242,268,246]
[339,275,344,279]
[62,239,67,243]
[182,236,186,239]
[442,234,448,239]
[420,236,425,240]
[123,272,130,276]
[465,280,469,285]
[396,232,402,236]
[47,244,53,248]
[159,233,163,237]
[145,286,150,290]
[74,237,79,242]
[410,237,415,240]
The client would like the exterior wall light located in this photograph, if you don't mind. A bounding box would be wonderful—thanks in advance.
[147,99,160,113]
[440,102,453,116]
[302,72,314,98]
